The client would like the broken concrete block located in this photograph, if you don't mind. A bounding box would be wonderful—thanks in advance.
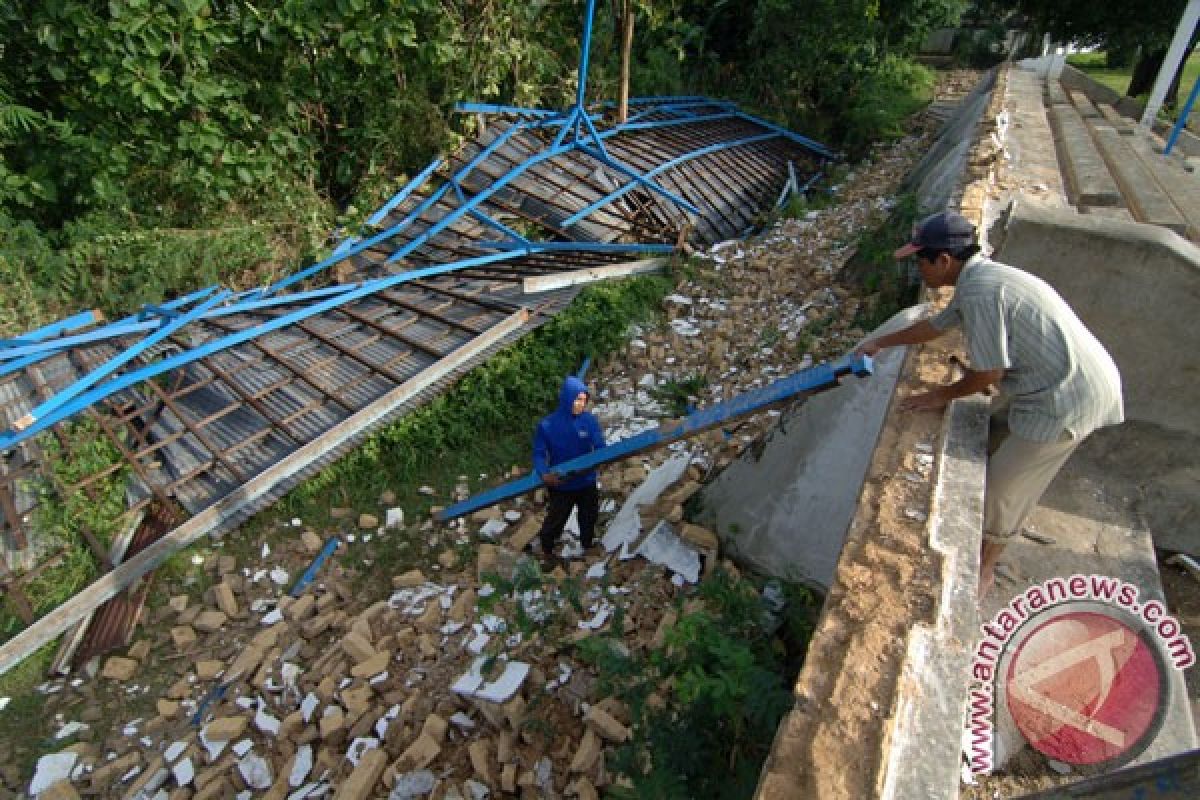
[393,569,426,588]
[569,729,602,773]
[448,589,476,623]
[301,530,324,554]
[192,610,227,633]
[156,699,181,720]
[350,651,390,679]
[500,763,518,793]
[397,733,441,770]
[340,632,378,665]
[413,601,441,632]
[213,583,239,617]
[101,656,138,681]
[170,626,197,651]
[357,513,379,530]
[421,714,449,742]
[437,549,459,569]
[468,739,492,784]
[195,660,223,680]
[584,707,629,743]
[203,716,248,742]
[319,707,346,738]
[569,776,600,800]
[332,747,387,800]
[286,593,315,622]
[127,640,152,661]
[342,686,373,715]
[34,780,80,800]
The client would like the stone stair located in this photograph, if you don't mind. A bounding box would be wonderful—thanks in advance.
[1045,75,1200,242]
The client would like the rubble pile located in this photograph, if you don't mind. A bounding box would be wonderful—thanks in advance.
[16,114,948,799]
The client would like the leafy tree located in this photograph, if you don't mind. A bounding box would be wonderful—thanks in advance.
[980,0,1196,103]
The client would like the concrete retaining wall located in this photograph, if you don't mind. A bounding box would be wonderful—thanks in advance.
[996,198,1200,439]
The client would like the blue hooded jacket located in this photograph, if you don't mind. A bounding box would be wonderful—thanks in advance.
[532,376,606,492]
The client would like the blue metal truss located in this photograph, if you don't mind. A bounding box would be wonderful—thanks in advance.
[434,354,873,521]
[0,0,835,456]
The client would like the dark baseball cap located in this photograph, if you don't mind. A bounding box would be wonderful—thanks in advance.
[893,210,976,259]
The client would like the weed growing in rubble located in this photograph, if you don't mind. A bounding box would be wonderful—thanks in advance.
[648,374,707,417]
[578,567,821,799]
[844,193,922,332]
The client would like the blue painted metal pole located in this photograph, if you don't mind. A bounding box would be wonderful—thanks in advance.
[0,310,101,349]
[0,250,531,451]
[576,0,598,110]
[367,158,444,227]
[576,357,592,380]
[434,354,873,521]
[289,537,340,597]
[564,131,779,226]
[13,288,231,432]
[455,102,560,118]
[1164,75,1200,156]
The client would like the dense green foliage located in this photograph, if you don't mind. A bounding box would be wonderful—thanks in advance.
[578,568,820,799]
[1,1,963,321]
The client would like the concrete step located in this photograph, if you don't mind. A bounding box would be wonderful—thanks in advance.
[1091,124,1189,235]
[1098,103,1135,135]
[1045,80,1069,106]
[1069,89,1103,119]
[1123,135,1200,243]
[1047,104,1123,207]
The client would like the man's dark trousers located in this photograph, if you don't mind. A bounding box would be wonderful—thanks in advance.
[538,485,599,553]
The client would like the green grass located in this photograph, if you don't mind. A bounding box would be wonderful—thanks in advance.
[1068,51,1200,126]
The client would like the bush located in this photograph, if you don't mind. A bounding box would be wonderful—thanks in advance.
[840,56,936,158]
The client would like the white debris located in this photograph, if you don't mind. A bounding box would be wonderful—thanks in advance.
[290,744,313,787]
[54,721,88,740]
[270,567,290,585]
[164,741,187,763]
[503,510,521,522]
[603,453,691,556]
[233,739,254,757]
[173,756,195,787]
[255,701,281,735]
[345,737,379,766]
[261,542,271,559]
[451,657,530,703]
[29,752,78,796]
[479,518,508,538]
[385,508,405,529]
[450,712,476,731]
[238,752,273,789]
[390,771,437,799]
[636,520,701,584]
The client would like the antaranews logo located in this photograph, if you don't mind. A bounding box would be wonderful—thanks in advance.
[964,574,1195,775]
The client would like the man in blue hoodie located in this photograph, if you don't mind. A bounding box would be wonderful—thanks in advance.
[532,375,606,560]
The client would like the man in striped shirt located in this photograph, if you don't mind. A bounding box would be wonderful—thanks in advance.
[856,210,1123,597]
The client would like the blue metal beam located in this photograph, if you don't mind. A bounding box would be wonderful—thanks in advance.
[434,354,873,521]
[14,288,232,433]
[0,250,534,450]
[0,310,102,349]
[563,131,780,227]
[455,102,560,118]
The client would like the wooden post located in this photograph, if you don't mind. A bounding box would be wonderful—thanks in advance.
[617,0,634,124]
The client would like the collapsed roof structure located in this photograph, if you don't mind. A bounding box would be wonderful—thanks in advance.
[0,0,834,674]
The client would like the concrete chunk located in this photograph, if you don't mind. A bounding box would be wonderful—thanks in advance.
[333,748,387,800]
[213,583,239,616]
[340,632,378,665]
[101,656,138,681]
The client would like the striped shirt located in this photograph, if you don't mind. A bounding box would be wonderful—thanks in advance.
[930,254,1124,442]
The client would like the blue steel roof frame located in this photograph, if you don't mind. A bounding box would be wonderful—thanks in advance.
[0,0,836,461]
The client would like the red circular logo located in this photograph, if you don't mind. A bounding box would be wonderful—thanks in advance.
[1004,608,1167,768]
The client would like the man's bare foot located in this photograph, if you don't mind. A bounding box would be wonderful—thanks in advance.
[978,570,994,600]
